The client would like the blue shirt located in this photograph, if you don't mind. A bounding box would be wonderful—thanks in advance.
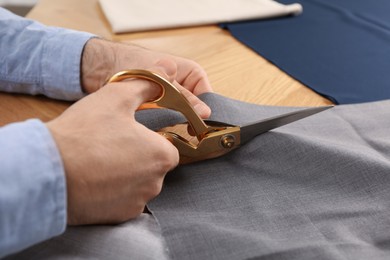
[0,8,94,257]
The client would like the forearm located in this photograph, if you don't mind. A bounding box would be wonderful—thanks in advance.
[0,8,94,101]
[0,120,66,258]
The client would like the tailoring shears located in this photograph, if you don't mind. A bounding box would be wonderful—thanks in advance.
[108,69,332,164]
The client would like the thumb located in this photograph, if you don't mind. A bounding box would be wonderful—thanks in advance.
[105,67,173,112]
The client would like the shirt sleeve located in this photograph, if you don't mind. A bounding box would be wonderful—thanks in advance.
[0,119,67,258]
[0,7,95,101]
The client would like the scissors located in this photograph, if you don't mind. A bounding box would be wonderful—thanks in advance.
[108,69,332,164]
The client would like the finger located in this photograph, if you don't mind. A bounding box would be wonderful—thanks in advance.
[103,80,159,112]
[104,66,174,111]
[137,123,180,171]
[155,59,178,83]
[173,81,211,119]
[175,59,213,95]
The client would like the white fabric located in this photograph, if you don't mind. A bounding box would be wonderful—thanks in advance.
[99,0,302,33]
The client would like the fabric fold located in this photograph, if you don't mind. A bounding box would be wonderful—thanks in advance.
[99,0,302,33]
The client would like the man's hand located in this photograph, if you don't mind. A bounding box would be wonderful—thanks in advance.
[46,71,179,225]
[81,38,212,118]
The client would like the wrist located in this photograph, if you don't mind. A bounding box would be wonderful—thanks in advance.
[80,38,115,93]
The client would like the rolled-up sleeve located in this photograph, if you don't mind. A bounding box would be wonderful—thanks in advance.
[0,7,94,100]
[0,119,66,258]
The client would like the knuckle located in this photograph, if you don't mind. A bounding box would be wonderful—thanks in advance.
[118,206,144,222]
[149,178,164,198]
[134,204,146,216]
[156,140,179,171]
[155,58,178,81]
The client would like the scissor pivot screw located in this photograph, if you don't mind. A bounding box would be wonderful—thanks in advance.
[220,134,235,149]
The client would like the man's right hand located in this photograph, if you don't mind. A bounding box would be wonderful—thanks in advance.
[46,73,179,225]
[80,38,212,118]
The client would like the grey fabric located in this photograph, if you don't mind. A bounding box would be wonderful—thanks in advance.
[139,93,390,260]
[9,93,390,259]
[7,213,169,260]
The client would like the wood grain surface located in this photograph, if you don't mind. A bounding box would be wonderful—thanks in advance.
[0,0,332,126]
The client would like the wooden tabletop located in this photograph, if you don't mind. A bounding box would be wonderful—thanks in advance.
[0,0,332,126]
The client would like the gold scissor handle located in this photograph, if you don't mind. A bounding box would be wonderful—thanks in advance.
[108,69,241,164]
[107,69,211,140]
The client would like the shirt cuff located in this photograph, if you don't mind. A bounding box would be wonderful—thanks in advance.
[0,119,66,257]
[41,29,95,101]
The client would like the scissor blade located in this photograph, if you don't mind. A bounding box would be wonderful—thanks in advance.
[240,106,333,145]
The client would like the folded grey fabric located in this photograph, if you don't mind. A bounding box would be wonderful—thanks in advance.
[9,93,390,259]
[140,93,390,260]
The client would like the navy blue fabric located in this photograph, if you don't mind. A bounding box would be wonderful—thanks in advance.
[222,0,390,104]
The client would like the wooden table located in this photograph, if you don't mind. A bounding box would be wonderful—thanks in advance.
[0,0,332,126]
